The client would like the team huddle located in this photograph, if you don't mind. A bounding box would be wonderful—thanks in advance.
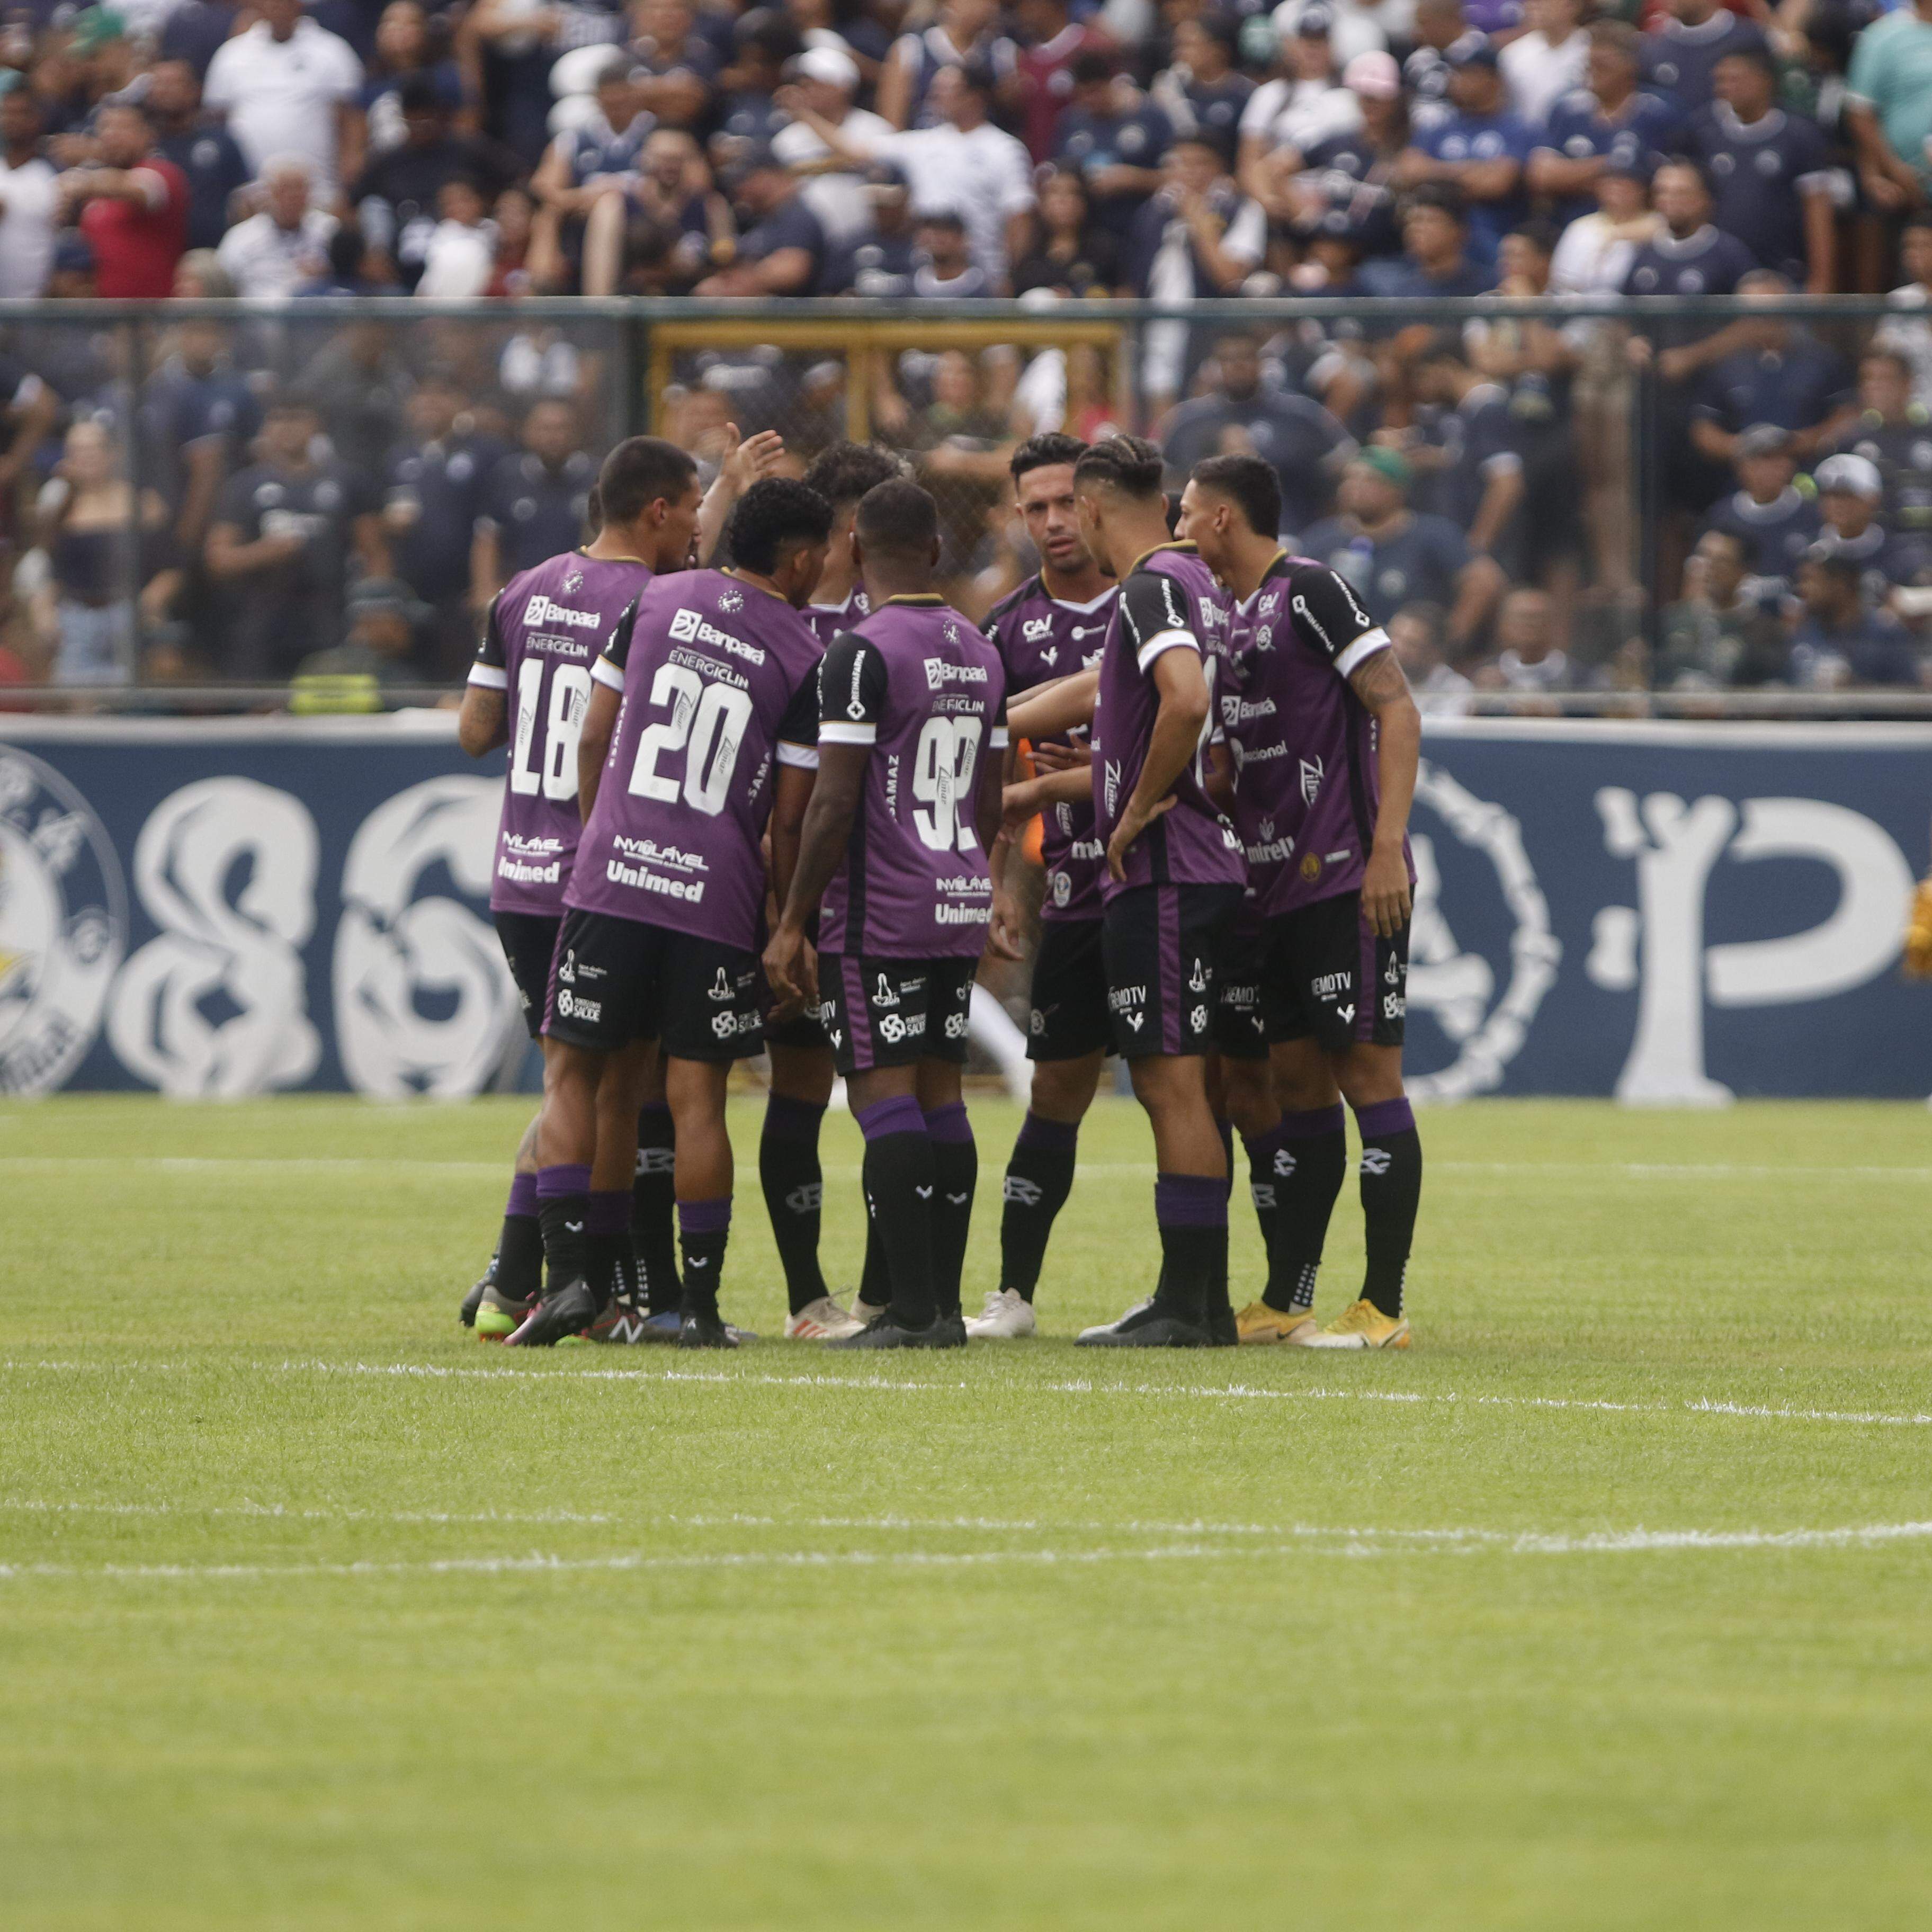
[455,421,1424,1352]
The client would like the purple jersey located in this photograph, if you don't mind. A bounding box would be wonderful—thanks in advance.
[471,550,655,915]
[817,594,1009,959]
[1225,552,1413,916]
[801,585,870,652]
[1090,543,1244,902]
[982,573,1117,922]
[568,568,823,950]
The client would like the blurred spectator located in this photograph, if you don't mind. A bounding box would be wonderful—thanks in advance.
[140,314,262,554]
[1270,49,1405,255]
[1812,452,1925,606]
[1529,22,1680,227]
[1013,165,1120,297]
[1053,49,1172,243]
[216,156,338,298]
[1686,48,1840,294]
[902,345,1013,584]
[1657,526,1789,687]
[0,78,56,300]
[162,0,247,82]
[1272,0,1395,69]
[30,417,180,688]
[148,60,251,255]
[290,319,415,478]
[1640,0,1768,117]
[472,398,597,601]
[1394,40,1529,262]
[204,394,385,678]
[360,2,460,154]
[1788,551,1922,688]
[529,58,649,292]
[626,0,721,140]
[1700,424,1821,601]
[56,99,188,298]
[599,127,731,293]
[909,209,992,297]
[1150,12,1254,160]
[694,142,826,294]
[712,10,803,174]
[876,0,1015,131]
[1688,272,1854,467]
[820,156,918,293]
[1403,0,1467,132]
[1845,0,1932,222]
[1010,0,1115,164]
[1548,157,1658,298]
[203,0,366,191]
[1831,347,1932,545]
[1239,7,1361,207]
[414,175,499,296]
[1500,0,1588,132]
[1390,598,1475,711]
[1476,586,1584,692]
[774,45,890,244]
[289,575,428,710]
[1408,332,1525,562]
[1161,331,1352,535]
[1874,217,1932,410]
[1365,182,1495,297]
[1299,448,1505,654]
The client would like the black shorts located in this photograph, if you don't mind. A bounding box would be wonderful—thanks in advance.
[543,907,763,1061]
[1213,889,1409,1057]
[1101,882,1242,1060]
[1026,917,1108,1062]
[817,954,977,1076]
[495,910,562,1041]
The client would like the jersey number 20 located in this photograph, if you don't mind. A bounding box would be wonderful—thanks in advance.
[628,662,753,817]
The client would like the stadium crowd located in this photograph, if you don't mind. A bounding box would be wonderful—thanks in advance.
[4,0,1932,696]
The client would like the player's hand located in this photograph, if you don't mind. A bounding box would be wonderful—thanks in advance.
[763,923,808,1006]
[718,424,784,497]
[1001,776,1045,836]
[1106,794,1174,882]
[1362,840,1412,939]
[988,885,1025,962]
[1028,739,1091,773]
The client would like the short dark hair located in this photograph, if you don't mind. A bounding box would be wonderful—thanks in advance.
[1010,432,1087,484]
[1404,182,1466,224]
[1715,43,1778,83]
[1072,435,1166,500]
[854,477,939,556]
[803,440,904,512]
[726,477,833,574]
[1413,329,1469,370]
[597,435,697,525]
[1191,454,1281,539]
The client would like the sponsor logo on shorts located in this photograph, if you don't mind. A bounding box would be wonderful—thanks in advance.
[1312,970,1350,999]
[556,988,601,1022]
[943,1009,969,1039]
[1383,992,1406,1020]
[709,968,735,1002]
[878,1010,926,1045]
[711,1009,759,1039]
[1189,1004,1209,1034]
[1028,1008,1047,1034]
[872,973,900,1008]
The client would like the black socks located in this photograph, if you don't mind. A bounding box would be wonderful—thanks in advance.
[760,1093,828,1316]
[1247,1105,1348,1314]
[855,1095,937,1330]
[924,1103,976,1323]
[1354,1097,1422,1319]
[632,1104,680,1314]
[999,1112,1077,1302]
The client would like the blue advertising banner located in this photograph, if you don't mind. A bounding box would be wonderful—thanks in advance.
[1,714,1928,1099]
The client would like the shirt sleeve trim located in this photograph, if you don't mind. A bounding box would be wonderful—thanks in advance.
[467,664,508,690]
[989,726,1009,749]
[818,720,877,745]
[591,657,625,692]
[1135,628,1197,673]
[1335,629,1393,678]
[776,740,820,768]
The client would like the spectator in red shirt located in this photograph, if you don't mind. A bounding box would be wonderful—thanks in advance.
[56,99,189,298]
[1008,0,1114,165]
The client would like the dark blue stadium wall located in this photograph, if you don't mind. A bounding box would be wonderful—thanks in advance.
[2,716,1928,1099]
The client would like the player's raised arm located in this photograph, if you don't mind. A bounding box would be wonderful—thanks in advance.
[697,424,787,565]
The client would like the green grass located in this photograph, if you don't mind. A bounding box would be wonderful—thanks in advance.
[2,1094,1930,1929]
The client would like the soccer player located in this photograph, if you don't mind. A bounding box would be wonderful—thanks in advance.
[756,440,907,1341]
[764,479,1008,1350]
[455,435,705,1340]
[1062,435,1247,1347]
[1179,453,1424,1350]
[972,433,1120,1338]
[507,478,834,1347]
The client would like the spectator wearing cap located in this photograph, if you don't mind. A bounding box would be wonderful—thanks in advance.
[203,0,366,192]
[1700,424,1821,601]
[350,74,523,288]
[876,0,1017,132]
[527,57,650,293]
[1499,0,1588,131]
[1161,331,1353,535]
[773,45,893,245]
[146,59,251,255]
[1394,40,1533,262]
[0,78,58,300]
[1299,447,1505,655]
[1812,452,1926,604]
[216,155,338,298]
[1009,0,1117,166]
[1640,0,1770,117]
[1831,347,1932,543]
[1270,0,1394,68]
[820,158,920,294]
[1531,22,1681,228]
[1128,142,1267,413]
[1684,49,1841,295]
[1689,272,1855,468]
[290,575,432,708]
[783,62,1035,288]
[693,141,826,294]
[1052,48,1174,243]
[1239,7,1362,208]
[204,394,386,679]
[472,399,596,606]
[44,7,138,147]
[1271,48,1405,256]
[1846,0,1932,221]
[1150,13,1255,162]
[1788,551,1923,690]
[55,99,189,298]
[1657,526,1790,687]
[1363,181,1495,298]
[1010,164,1120,297]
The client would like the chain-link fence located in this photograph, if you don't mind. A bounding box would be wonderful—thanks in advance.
[4,295,1930,712]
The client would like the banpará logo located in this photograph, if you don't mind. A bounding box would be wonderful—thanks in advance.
[525,594,601,629]
[668,607,765,662]
[924,658,988,690]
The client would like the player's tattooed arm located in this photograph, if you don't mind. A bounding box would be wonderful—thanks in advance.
[1348,646,1421,938]
[765,743,867,1007]
[457,683,506,757]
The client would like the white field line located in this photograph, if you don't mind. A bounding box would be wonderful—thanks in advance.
[4,1356,1931,1430]
[4,1520,1932,1585]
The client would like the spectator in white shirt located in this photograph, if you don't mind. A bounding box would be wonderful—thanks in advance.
[216,155,339,298]
[772,45,893,245]
[1500,0,1591,131]
[1269,0,1405,68]
[1390,601,1475,712]
[1239,7,1363,208]
[204,0,365,191]
[415,176,499,296]
[0,80,57,300]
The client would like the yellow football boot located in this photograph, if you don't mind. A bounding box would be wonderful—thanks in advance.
[1304,1299,1411,1350]
[1235,1301,1319,1345]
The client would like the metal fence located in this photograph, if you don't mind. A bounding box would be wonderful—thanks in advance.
[4,294,1930,714]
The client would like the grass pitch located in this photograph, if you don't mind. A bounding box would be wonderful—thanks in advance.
[3,1094,1930,1930]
